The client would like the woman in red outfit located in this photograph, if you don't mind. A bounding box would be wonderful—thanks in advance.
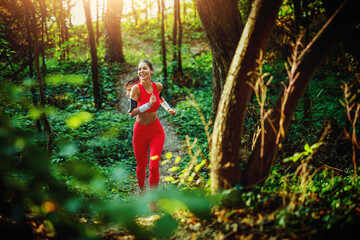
[124,60,176,203]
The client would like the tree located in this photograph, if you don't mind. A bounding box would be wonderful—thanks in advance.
[172,0,183,77]
[104,0,126,63]
[23,0,53,154]
[96,0,100,45]
[293,0,312,127]
[160,0,168,89]
[195,0,243,114]
[209,0,283,192]
[243,0,360,187]
[83,0,102,109]
[201,0,359,193]
[130,0,138,25]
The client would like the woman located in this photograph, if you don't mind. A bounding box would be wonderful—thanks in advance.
[124,60,176,208]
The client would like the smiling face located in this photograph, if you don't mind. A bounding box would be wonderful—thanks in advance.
[138,61,153,81]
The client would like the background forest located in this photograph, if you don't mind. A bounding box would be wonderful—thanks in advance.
[1,0,360,239]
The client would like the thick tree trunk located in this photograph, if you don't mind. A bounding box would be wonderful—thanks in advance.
[243,0,360,187]
[210,0,282,193]
[195,0,243,114]
[83,0,101,109]
[105,0,125,63]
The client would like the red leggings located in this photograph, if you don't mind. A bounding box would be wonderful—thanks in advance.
[133,118,165,189]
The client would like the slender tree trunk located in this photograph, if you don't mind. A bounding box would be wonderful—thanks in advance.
[182,0,186,22]
[210,0,282,193]
[26,0,53,154]
[293,0,312,127]
[131,0,138,25]
[172,0,178,61]
[156,0,161,21]
[39,0,47,75]
[66,0,73,27]
[161,0,168,91]
[177,0,183,74]
[59,0,66,60]
[195,0,243,115]
[24,0,41,132]
[145,0,148,24]
[96,0,100,45]
[243,0,360,187]
[83,0,102,109]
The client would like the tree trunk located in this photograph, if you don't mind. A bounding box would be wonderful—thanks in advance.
[293,0,312,127]
[243,0,360,187]
[156,0,161,21]
[26,0,53,154]
[145,0,148,24]
[39,0,47,74]
[177,0,183,74]
[24,0,41,132]
[96,0,100,45]
[182,0,186,22]
[161,0,168,92]
[195,0,243,115]
[210,0,282,193]
[59,0,66,60]
[131,0,138,25]
[83,0,101,109]
[105,0,126,63]
[172,0,178,62]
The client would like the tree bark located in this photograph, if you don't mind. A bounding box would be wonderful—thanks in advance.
[172,0,178,61]
[96,0,100,45]
[83,0,101,109]
[177,0,183,75]
[105,0,126,63]
[210,0,282,193]
[39,0,47,74]
[161,0,168,92]
[25,0,53,154]
[195,0,243,114]
[243,0,360,187]
[293,0,312,127]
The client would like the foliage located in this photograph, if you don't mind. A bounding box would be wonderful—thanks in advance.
[1,0,360,238]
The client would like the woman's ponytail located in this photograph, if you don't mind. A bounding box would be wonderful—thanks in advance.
[124,76,140,95]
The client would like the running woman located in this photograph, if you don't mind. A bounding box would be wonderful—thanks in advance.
[124,60,176,210]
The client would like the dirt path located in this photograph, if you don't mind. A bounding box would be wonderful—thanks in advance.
[115,67,186,193]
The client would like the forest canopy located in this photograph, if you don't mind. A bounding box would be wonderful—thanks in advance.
[1,0,360,239]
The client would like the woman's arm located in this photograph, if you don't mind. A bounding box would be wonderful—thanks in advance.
[156,82,176,116]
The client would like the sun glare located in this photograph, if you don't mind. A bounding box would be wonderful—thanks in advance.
[71,0,175,26]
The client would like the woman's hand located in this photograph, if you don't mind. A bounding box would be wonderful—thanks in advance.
[168,108,176,116]
[148,93,156,107]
